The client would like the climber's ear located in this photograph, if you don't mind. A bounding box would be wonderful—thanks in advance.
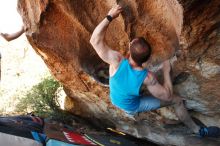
[129,38,136,49]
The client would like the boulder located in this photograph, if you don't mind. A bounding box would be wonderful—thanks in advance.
[17,0,220,145]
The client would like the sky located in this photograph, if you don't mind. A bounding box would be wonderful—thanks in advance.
[0,0,23,33]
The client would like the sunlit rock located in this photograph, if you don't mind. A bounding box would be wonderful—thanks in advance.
[17,0,220,145]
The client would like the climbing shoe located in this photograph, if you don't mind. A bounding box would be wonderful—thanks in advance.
[199,126,220,138]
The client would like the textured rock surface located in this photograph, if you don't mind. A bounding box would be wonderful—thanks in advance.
[17,0,220,145]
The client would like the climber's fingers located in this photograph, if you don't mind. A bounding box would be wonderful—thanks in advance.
[108,5,123,19]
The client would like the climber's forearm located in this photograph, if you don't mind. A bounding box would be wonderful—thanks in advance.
[162,60,173,97]
[90,5,123,64]
[90,5,122,49]
[90,18,110,47]
[163,71,173,97]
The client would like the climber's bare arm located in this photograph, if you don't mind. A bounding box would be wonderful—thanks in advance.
[90,5,123,66]
[0,26,25,42]
[144,60,173,101]
[144,72,171,101]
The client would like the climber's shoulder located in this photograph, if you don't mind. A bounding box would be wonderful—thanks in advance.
[108,50,123,65]
[109,51,124,77]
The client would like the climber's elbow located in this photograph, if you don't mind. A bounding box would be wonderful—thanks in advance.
[90,36,97,46]
[90,33,99,45]
[163,89,172,102]
[90,35,104,49]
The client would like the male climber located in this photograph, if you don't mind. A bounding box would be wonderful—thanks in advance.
[90,5,220,138]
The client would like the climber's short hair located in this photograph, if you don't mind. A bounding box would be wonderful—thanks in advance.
[129,37,151,67]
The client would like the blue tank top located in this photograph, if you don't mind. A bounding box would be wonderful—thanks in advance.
[109,59,148,111]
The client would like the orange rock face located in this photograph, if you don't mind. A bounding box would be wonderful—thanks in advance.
[18,0,220,145]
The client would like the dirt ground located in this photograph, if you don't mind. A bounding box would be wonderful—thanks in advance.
[0,34,50,115]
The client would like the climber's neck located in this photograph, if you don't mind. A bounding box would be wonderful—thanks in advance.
[128,56,144,70]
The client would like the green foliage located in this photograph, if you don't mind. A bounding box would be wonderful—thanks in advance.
[16,76,61,118]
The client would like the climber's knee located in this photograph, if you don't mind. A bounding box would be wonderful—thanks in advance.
[160,94,184,107]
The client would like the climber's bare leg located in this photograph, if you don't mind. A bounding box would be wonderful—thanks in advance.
[160,95,200,133]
